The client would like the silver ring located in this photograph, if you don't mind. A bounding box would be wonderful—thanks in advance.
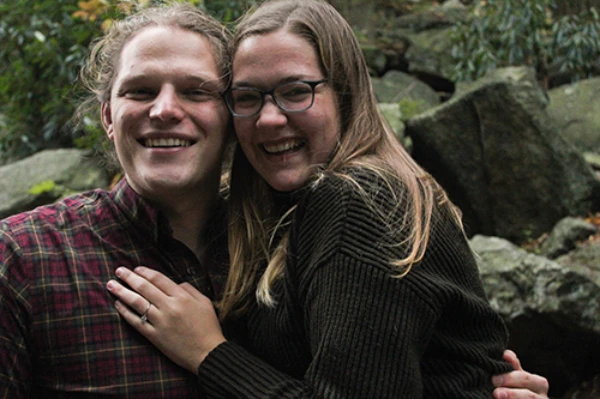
[140,301,152,323]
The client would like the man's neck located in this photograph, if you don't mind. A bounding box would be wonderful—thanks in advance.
[157,188,220,262]
[169,211,212,262]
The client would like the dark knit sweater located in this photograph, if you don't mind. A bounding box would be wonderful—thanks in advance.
[198,170,512,398]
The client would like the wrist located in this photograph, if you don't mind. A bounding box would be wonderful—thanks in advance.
[194,337,227,374]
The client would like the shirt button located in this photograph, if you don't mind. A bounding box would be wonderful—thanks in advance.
[186,267,197,276]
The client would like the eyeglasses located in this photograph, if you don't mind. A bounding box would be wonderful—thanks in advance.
[224,79,327,117]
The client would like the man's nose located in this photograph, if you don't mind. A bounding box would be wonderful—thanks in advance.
[149,86,185,122]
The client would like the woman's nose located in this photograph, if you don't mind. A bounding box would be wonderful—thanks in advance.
[256,96,287,127]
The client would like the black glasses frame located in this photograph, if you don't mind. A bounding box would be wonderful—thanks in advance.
[224,79,327,117]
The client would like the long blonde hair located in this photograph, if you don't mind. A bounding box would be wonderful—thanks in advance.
[219,0,461,319]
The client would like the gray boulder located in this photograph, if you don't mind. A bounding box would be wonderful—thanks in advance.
[547,77,600,154]
[471,235,600,397]
[406,67,600,242]
[0,148,110,220]
[403,27,456,83]
[371,70,440,110]
[539,217,597,259]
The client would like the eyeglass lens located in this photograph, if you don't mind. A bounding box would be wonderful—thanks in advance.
[228,81,318,116]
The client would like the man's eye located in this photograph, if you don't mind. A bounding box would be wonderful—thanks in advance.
[186,89,217,101]
[124,89,154,99]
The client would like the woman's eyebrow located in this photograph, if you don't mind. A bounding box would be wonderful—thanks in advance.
[231,75,309,89]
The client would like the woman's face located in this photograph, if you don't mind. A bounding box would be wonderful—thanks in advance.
[231,29,341,192]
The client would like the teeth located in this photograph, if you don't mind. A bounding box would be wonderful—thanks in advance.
[263,139,303,154]
[145,138,192,148]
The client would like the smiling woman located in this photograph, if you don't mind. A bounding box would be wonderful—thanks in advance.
[230,30,340,192]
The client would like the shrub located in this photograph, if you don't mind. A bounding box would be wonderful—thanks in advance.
[451,0,600,86]
[0,0,100,163]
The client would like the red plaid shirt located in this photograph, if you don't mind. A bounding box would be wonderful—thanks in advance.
[0,178,228,398]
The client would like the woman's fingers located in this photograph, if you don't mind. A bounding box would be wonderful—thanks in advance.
[106,277,155,317]
[108,269,225,374]
[180,282,207,302]
[114,298,156,330]
[132,266,181,295]
[111,266,171,308]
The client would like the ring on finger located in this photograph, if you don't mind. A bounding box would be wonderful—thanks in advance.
[140,301,152,323]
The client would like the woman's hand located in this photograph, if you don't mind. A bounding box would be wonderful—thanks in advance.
[106,266,226,374]
[492,350,550,399]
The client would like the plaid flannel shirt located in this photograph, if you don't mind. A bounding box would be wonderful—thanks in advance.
[0,178,228,398]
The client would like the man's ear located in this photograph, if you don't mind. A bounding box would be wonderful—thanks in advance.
[101,102,115,140]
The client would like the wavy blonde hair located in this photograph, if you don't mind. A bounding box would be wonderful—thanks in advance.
[219,0,461,319]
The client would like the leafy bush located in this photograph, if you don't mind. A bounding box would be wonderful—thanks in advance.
[0,0,100,163]
[451,0,600,85]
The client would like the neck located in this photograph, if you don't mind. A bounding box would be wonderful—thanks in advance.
[156,187,220,262]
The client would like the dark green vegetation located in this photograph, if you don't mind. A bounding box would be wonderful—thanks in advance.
[451,0,600,85]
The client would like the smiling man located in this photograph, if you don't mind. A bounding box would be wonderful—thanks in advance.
[0,5,232,398]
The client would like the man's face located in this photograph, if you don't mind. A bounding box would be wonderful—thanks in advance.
[102,26,230,203]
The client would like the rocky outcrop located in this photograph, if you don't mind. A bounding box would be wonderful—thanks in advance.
[472,235,600,398]
[547,77,600,154]
[539,217,598,259]
[0,148,110,219]
[405,68,600,242]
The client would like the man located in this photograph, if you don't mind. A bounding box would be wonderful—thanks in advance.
[0,5,232,397]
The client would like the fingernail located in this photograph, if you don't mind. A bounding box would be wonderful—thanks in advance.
[107,280,115,291]
[115,267,124,277]
[492,375,503,386]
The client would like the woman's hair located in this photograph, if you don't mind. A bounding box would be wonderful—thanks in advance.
[76,3,232,168]
[219,0,461,319]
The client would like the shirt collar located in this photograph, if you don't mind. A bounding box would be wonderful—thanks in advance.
[110,178,171,242]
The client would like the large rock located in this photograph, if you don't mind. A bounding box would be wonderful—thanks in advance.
[471,235,600,398]
[539,216,597,259]
[547,77,600,154]
[403,27,456,86]
[0,148,110,219]
[406,67,600,242]
[371,70,440,109]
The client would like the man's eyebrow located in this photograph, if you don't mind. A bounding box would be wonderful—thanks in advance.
[118,74,225,90]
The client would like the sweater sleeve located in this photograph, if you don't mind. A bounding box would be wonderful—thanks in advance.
[197,171,509,398]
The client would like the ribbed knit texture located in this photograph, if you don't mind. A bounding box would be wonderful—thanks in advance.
[198,169,512,398]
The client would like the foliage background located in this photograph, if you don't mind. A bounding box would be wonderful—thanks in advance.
[0,0,599,165]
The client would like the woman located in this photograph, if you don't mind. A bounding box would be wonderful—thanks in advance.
[107,1,549,398]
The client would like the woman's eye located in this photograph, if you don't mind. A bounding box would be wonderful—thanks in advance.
[278,85,311,100]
